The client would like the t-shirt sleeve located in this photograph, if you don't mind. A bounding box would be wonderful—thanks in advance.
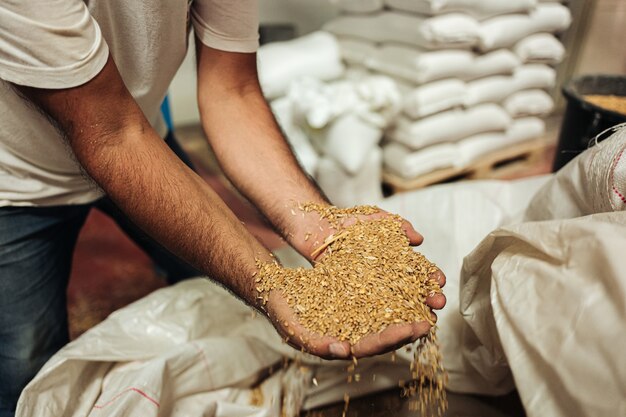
[0,0,109,89]
[191,0,260,53]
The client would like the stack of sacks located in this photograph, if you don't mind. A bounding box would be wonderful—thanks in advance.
[383,117,545,179]
[258,31,347,178]
[327,0,571,181]
[257,31,344,100]
[259,31,405,207]
[287,75,402,207]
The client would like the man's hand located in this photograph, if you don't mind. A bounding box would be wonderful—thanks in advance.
[195,43,445,359]
[264,266,446,360]
[266,206,446,359]
[287,205,424,262]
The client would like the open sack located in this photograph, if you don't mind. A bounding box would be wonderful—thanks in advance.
[17,125,626,417]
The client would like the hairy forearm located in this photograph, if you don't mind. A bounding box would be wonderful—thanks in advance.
[196,48,334,257]
[16,58,272,306]
[79,123,272,302]
[200,87,328,232]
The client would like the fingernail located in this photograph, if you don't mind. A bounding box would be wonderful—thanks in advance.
[329,342,347,357]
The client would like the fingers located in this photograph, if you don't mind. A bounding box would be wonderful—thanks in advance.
[401,219,424,246]
[350,321,432,358]
[268,291,351,360]
[424,269,446,309]
[429,269,446,288]
[426,293,446,310]
[340,210,423,246]
[277,317,351,360]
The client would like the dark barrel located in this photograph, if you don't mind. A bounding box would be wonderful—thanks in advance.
[553,75,626,171]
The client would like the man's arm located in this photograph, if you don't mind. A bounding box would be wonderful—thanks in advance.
[16,55,270,307]
[195,42,335,258]
[195,43,426,258]
[195,43,446,354]
[16,54,439,359]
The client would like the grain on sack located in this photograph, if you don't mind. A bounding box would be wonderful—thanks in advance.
[256,203,447,415]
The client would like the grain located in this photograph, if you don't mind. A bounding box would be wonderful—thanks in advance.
[256,204,447,415]
[585,94,626,116]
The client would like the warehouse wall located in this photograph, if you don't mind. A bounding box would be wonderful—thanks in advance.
[575,0,626,75]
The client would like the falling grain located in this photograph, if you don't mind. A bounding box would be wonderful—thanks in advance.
[256,204,447,415]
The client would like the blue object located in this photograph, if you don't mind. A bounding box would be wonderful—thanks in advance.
[161,94,174,132]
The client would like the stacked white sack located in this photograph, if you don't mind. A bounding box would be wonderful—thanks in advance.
[384,0,537,19]
[478,3,572,52]
[389,104,512,150]
[326,1,570,182]
[271,98,319,177]
[258,31,348,177]
[324,11,481,49]
[338,39,521,85]
[259,30,404,207]
[288,76,402,207]
[257,31,344,100]
[383,117,546,179]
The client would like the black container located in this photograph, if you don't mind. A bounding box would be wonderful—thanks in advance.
[553,75,626,171]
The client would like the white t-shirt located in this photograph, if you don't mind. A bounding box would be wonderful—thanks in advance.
[0,0,259,206]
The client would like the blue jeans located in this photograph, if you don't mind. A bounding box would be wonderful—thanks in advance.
[0,132,201,416]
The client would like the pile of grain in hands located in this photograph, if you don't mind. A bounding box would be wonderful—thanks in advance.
[256,203,447,415]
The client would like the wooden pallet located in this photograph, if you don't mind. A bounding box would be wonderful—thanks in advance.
[383,139,547,193]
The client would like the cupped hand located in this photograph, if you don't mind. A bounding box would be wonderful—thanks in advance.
[264,268,446,360]
[291,207,424,263]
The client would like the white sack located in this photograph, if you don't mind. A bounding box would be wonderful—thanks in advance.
[456,132,506,166]
[506,116,546,144]
[337,38,376,67]
[503,89,554,117]
[513,33,566,64]
[463,49,521,81]
[368,44,475,84]
[403,78,466,118]
[456,117,545,165]
[379,176,551,396]
[513,63,556,90]
[16,277,419,417]
[336,0,384,13]
[464,64,556,106]
[16,279,290,417]
[525,123,626,219]
[364,44,519,85]
[271,97,319,176]
[257,32,344,99]
[385,0,536,18]
[459,212,626,411]
[324,12,480,49]
[465,76,515,107]
[457,126,626,416]
[287,75,400,175]
[320,113,383,175]
[479,3,572,51]
[389,103,511,150]
[383,141,459,179]
[316,148,383,207]
[289,76,401,131]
